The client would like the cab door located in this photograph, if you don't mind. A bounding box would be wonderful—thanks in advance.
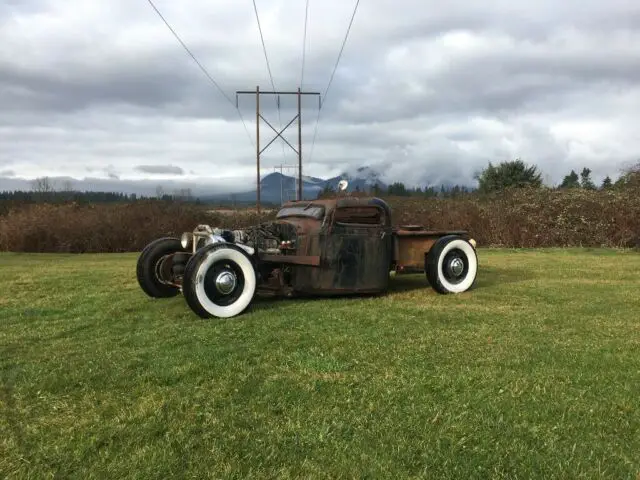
[322,205,392,292]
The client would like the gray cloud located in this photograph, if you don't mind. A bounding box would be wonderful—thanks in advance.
[0,173,249,196]
[0,61,192,114]
[135,164,185,175]
[1,0,640,191]
[102,164,120,180]
[0,169,15,177]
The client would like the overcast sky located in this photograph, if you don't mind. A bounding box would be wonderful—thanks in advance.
[1,0,640,193]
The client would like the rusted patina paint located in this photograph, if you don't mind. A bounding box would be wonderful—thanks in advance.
[269,196,394,294]
[175,196,473,297]
[255,196,472,294]
[259,254,321,266]
[393,228,470,271]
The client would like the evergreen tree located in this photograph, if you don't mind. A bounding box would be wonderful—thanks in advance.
[475,159,542,193]
[559,170,580,188]
[387,182,409,196]
[580,168,596,190]
[424,186,438,198]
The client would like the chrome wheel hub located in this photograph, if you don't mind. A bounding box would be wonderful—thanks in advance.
[215,271,237,295]
[449,257,464,277]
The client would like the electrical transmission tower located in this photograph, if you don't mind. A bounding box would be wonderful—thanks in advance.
[144,0,362,214]
[273,163,300,205]
[236,86,320,213]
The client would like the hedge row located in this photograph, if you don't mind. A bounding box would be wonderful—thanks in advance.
[0,187,638,252]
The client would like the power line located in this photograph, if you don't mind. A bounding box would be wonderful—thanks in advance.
[146,0,232,104]
[251,0,277,92]
[322,0,361,102]
[300,0,310,87]
[251,0,286,160]
[145,0,254,146]
[307,0,361,164]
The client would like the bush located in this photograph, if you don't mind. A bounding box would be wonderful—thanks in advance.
[0,201,275,253]
[475,159,543,193]
[386,186,640,248]
[0,186,638,252]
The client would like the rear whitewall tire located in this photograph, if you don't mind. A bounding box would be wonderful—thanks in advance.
[182,243,257,319]
[136,237,187,298]
[426,236,478,294]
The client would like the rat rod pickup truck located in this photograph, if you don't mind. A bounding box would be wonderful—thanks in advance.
[136,195,478,319]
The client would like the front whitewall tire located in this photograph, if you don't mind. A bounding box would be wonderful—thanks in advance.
[183,244,257,318]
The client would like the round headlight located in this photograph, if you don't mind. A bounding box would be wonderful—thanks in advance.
[469,238,477,248]
[181,232,193,249]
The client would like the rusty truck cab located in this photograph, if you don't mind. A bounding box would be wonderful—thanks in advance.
[276,196,394,295]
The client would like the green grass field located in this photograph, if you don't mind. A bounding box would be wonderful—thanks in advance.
[1,249,639,479]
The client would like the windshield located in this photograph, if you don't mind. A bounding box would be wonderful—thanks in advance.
[276,205,325,220]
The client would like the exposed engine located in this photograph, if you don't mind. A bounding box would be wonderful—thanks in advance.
[181,221,298,256]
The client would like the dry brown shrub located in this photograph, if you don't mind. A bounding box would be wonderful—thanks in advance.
[0,201,275,253]
[0,186,638,252]
[385,185,640,248]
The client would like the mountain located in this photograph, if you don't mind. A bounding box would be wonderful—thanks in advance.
[324,166,386,192]
[2,166,481,205]
[201,168,388,204]
[200,172,321,204]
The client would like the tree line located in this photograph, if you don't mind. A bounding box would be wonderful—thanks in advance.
[0,179,200,205]
[320,159,639,197]
[0,190,142,203]
[474,159,638,193]
[319,182,474,198]
[4,159,638,207]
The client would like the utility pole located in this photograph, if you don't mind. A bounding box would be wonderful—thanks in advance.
[236,87,321,213]
[273,164,299,204]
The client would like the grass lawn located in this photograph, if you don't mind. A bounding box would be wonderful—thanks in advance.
[1,248,639,479]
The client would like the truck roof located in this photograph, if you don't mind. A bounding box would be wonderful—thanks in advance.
[280,196,391,216]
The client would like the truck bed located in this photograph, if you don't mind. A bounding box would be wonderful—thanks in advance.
[392,226,470,272]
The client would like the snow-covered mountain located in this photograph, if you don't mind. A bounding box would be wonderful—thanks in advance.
[202,167,388,204]
[324,166,386,192]
[0,164,476,204]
